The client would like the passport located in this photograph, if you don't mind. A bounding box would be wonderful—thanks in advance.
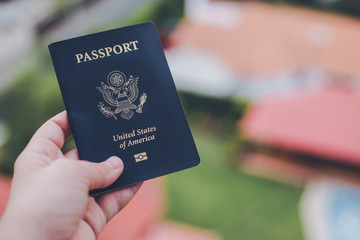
[48,22,200,195]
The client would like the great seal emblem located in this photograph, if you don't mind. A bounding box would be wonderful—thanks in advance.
[97,70,147,120]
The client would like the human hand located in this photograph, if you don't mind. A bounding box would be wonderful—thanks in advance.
[0,111,142,240]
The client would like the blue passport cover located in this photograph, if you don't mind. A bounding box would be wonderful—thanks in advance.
[48,22,200,195]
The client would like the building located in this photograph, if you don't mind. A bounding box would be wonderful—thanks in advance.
[240,87,360,185]
[167,0,360,100]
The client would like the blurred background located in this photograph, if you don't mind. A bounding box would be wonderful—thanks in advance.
[0,0,360,239]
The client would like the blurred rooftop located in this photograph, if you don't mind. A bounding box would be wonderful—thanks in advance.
[170,1,360,77]
[241,87,360,166]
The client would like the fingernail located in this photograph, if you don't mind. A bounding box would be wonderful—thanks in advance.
[103,156,123,169]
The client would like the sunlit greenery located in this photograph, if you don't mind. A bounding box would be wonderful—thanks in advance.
[166,130,304,240]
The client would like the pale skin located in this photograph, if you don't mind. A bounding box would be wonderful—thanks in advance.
[0,111,142,240]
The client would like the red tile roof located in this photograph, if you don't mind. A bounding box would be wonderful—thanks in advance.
[241,88,360,165]
[170,2,360,77]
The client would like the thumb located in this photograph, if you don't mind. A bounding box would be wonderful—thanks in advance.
[75,156,124,190]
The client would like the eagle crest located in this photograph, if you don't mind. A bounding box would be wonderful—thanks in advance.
[97,70,147,120]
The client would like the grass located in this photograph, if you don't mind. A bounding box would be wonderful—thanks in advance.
[165,130,304,240]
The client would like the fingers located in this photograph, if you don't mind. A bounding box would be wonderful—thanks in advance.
[74,156,124,190]
[24,111,72,160]
[50,156,127,237]
[82,198,107,238]
[14,111,73,172]
[95,182,143,222]
[64,148,79,160]
[82,182,143,238]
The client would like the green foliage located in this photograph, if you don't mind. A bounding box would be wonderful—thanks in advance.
[152,0,184,28]
[0,54,64,174]
[166,130,304,240]
[179,92,247,138]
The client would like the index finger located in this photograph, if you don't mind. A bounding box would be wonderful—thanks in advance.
[24,111,72,160]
